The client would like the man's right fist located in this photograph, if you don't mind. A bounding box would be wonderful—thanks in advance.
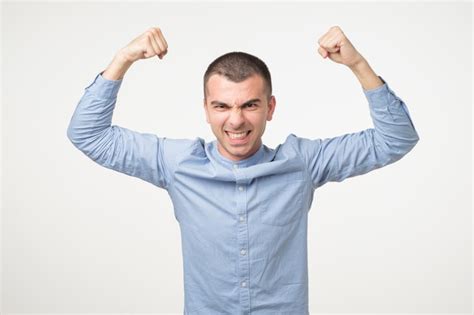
[120,27,168,62]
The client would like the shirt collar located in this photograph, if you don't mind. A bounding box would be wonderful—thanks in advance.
[211,140,265,168]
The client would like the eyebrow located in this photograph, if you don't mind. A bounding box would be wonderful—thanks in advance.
[210,98,261,107]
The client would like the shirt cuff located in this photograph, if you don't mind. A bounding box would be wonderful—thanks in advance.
[84,71,123,99]
[362,75,400,109]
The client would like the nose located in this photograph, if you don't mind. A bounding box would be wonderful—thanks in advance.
[227,108,245,128]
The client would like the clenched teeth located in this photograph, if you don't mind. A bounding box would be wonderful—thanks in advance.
[227,131,250,139]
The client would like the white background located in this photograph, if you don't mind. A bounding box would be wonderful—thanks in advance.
[2,1,472,313]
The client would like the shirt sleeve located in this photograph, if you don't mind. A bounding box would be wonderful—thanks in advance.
[290,76,420,189]
[66,72,187,189]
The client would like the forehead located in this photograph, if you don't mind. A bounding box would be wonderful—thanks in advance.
[206,74,266,102]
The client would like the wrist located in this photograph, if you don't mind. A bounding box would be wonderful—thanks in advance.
[349,58,383,90]
[102,52,133,81]
[115,50,135,66]
[348,57,369,74]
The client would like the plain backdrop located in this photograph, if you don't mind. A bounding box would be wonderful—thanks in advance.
[2,1,472,314]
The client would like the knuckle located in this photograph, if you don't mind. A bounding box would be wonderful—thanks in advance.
[152,30,163,41]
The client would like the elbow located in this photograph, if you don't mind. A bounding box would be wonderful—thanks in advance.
[66,123,114,162]
[403,137,419,158]
[375,130,420,165]
[387,135,420,162]
[412,133,420,149]
[66,123,81,148]
[66,123,92,153]
[66,124,76,145]
[402,120,421,154]
[405,129,420,153]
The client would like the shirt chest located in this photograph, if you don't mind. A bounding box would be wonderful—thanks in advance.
[169,159,310,228]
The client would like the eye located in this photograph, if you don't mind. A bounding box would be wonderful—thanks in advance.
[214,104,227,110]
[245,103,257,108]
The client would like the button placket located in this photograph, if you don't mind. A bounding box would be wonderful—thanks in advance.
[235,171,250,312]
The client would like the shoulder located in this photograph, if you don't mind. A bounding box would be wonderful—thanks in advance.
[281,133,322,151]
[161,137,206,158]
[269,134,320,161]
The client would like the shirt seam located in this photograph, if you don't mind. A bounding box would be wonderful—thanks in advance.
[166,139,200,192]
[287,135,313,190]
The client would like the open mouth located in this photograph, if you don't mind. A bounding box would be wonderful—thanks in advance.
[225,130,251,141]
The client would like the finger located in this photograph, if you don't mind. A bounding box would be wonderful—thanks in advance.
[151,29,166,52]
[150,30,166,58]
[317,26,336,45]
[156,28,168,51]
[320,35,342,53]
[155,29,168,59]
[324,44,340,53]
[318,46,328,58]
[317,32,332,57]
[159,50,167,59]
[317,32,330,46]
[319,26,345,49]
[146,35,160,59]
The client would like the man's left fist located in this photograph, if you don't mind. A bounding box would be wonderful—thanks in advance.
[317,26,364,68]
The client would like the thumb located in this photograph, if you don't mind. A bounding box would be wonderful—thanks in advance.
[318,46,328,58]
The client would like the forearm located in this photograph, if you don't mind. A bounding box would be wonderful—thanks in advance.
[102,51,134,81]
[349,59,383,91]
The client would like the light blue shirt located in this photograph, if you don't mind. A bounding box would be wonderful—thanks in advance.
[67,72,419,314]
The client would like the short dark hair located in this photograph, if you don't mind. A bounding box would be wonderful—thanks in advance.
[203,52,272,99]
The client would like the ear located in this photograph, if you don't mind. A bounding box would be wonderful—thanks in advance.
[266,95,276,121]
[203,98,210,124]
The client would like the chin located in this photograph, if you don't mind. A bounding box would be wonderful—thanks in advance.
[216,133,259,160]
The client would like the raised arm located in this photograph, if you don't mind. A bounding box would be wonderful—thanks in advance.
[66,28,176,189]
[317,26,382,90]
[294,26,420,189]
[102,27,168,80]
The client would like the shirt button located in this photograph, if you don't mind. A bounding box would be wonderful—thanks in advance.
[238,186,244,191]
[239,216,245,222]
[241,281,247,287]
[240,249,247,255]
[233,164,239,169]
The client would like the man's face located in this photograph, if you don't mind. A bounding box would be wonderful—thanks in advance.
[204,74,276,161]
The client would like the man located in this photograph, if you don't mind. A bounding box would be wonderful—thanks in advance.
[67,26,419,314]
